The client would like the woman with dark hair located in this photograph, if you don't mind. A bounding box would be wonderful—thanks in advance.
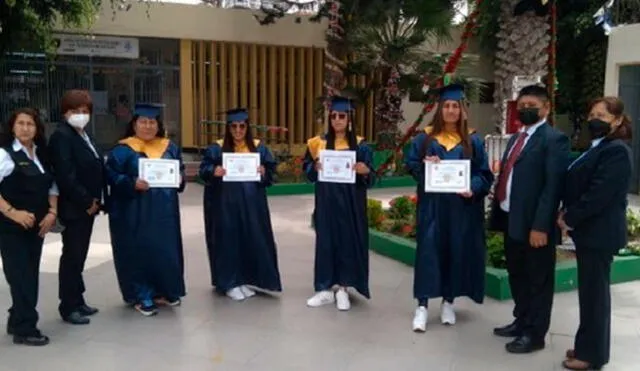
[0,108,58,346]
[303,96,375,311]
[106,104,186,316]
[199,108,282,301]
[49,89,106,325]
[405,84,493,332]
[558,97,633,370]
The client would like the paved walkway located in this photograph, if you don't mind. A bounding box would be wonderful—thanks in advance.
[1,185,640,370]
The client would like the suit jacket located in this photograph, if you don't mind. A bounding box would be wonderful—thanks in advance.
[563,138,632,253]
[48,122,107,221]
[489,122,570,242]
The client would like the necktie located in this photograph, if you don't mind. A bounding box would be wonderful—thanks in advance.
[495,132,528,203]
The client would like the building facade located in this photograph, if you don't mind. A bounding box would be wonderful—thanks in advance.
[1,1,494,155]
[605,23,640,192]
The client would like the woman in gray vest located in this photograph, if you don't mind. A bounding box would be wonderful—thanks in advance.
[0,108,59,346]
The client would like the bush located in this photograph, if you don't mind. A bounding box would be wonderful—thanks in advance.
[486,231,506,269]
[367,199,385,229]
[388,195,417,220]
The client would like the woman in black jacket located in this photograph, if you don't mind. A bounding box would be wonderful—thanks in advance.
[0,108,58,346]
[558,96,633,370]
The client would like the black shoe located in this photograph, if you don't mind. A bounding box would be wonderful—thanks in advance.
[505,335,545,354]
[77,304,99,316]
[62,311,90,325]
[13,333,50,346]
[493,322,523,337]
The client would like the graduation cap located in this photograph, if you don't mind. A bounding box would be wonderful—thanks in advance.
[329,96,355,112]
[428,83,465,102]
[214,108,251,124]
[134,103,163,119]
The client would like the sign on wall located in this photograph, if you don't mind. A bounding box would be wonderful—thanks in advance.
[55,34,140,59]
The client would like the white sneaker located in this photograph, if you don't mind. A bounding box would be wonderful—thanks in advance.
[226,287,245,301]
[240,285,256,298]
[412,306,428,332]
[306,290,335,307]
[440,301,456,325]
[335,289,350,311]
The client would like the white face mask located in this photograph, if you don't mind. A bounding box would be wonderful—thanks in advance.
[67,114,90,129]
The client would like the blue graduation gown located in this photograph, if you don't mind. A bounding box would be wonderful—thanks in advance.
[106,140,186,305]
[303,135,375,298]
[405,131,493,303]
[199,140,282,293]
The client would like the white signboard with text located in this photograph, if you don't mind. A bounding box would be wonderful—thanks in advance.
[56,34,140,59]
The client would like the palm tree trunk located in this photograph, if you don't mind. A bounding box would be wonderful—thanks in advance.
[493,0,550,133]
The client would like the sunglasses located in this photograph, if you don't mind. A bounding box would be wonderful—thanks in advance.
[330,113,348,120]
[230,123,247,130]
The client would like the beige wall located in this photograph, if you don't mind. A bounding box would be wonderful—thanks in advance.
[62,1,327,46]
[605,23,640,95]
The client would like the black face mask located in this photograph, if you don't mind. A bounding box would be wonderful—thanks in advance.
[586,119,610,139]
[518,108,541,126]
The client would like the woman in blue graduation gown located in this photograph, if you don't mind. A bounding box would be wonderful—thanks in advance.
[199,108,282,301]
[406,84,494,332]
[106,104,186,316]
[303,96,375,311]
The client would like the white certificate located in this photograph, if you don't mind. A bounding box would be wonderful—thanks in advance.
[222,152,261,182]
[318,149,356,184]
[138,158,180,188]
[424,159,471,193]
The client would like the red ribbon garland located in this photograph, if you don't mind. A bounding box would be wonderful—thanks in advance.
[375,2,484,176]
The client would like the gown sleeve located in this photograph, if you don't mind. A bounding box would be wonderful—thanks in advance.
[303,147,318,183]
[105,145,137,199]
[258,144,276,187]
[198,144,222,185]
[470,134,494,198]
[405,133,427,182]
[170,142,187,193]
[356,141,376,188]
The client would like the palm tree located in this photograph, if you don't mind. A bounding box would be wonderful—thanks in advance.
[347,0,484,149]
[492,0,550,132]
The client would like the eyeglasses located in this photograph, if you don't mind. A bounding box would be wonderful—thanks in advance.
[230,123,247,130]
[330,112,348,120]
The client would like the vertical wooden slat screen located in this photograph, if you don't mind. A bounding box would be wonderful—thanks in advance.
[182,39,378,148]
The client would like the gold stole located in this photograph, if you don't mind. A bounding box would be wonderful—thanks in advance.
[119,137,170,159]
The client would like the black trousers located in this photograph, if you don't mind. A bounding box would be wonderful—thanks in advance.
[504,234,556,341]
[0,230,44,336]
[574,248,612,368]
[58,215,95,317]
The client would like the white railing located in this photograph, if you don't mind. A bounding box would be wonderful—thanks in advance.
[220,0,322,14]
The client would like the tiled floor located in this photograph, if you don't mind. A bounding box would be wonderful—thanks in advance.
[1,186,639,370]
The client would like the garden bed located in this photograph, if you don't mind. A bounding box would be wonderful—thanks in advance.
[367,195,640,301]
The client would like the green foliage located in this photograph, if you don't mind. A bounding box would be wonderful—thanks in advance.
[0,0,102,56]
[367,199,385,229]
[387,195,417,220]
[627,209,640,240]
[486,231,506,269]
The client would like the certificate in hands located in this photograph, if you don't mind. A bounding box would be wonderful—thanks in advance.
[424,159,471,193]
[222,152,261,182]
[138,158,181,188]
[318,149,356,184]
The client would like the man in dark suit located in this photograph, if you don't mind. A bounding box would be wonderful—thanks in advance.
[49,90,107,325]
[489,85,570,353]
